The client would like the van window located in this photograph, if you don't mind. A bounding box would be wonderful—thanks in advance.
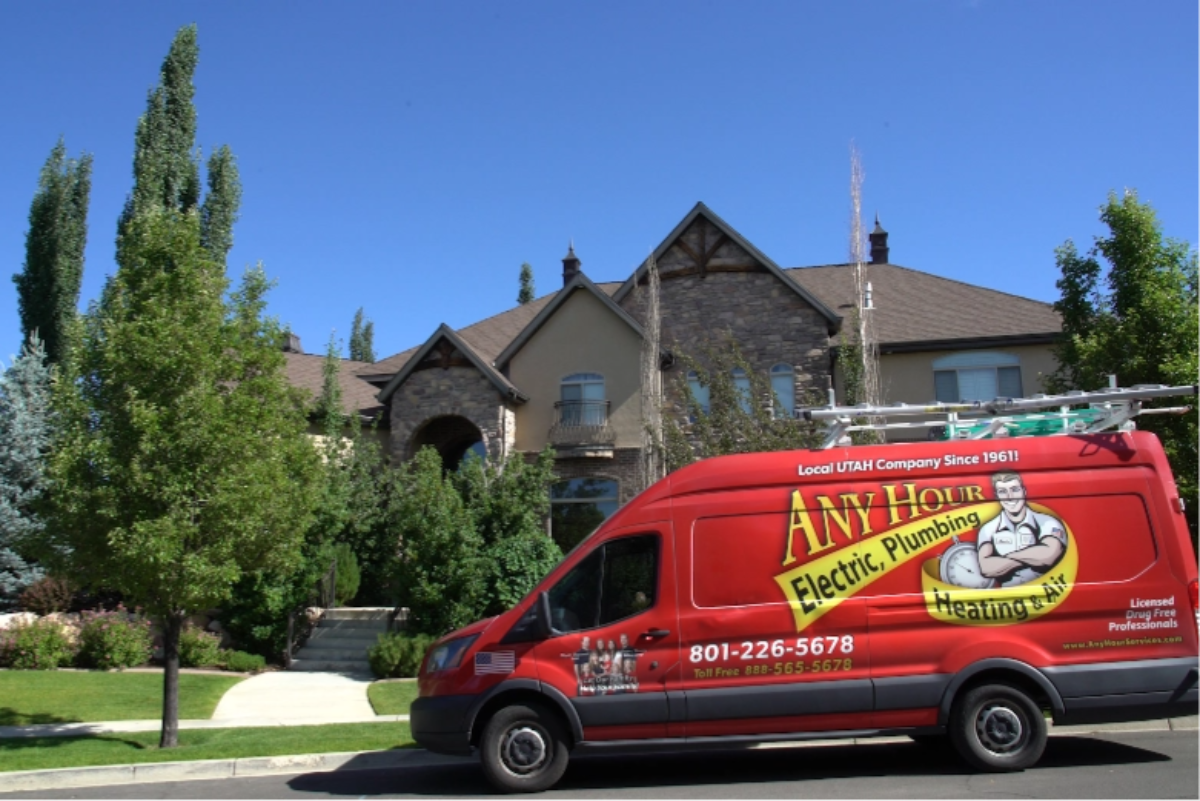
[548,535,658,633]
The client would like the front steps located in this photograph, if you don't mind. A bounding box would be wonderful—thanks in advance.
[288,607,391,673]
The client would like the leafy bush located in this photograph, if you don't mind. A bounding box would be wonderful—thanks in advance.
[333,542,360,606]
[368,631,436,678]
[18,576,73,615]
[178,625,222,668]
[0,617,77,669]
[76,606,152,669]
[220,649,266,673]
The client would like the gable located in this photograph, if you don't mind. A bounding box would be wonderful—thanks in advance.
[375,324,527,404]
[612,202,841,332]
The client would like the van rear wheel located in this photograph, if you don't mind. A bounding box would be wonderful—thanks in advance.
[950,683,1046,771]
[480,702,570,793]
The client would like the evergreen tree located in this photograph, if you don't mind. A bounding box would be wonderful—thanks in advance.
[0,335,52,607]
[1048,190,1198,541]
[518,262,535,304]
[43,210,321,747]
[13,139,92,364]
[349,308,376,362]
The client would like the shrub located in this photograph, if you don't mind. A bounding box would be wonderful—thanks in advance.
[76,606,152,670]
[333,542,360,606]
[178,625,222,668]
[18,576,74,615]
[368,631,437,678]
[221,649,266,673]
[0,617,78,669]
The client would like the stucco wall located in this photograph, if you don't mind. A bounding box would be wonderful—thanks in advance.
[508,289,644,451]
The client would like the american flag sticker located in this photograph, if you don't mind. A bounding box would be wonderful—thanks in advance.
[475,650,516,675]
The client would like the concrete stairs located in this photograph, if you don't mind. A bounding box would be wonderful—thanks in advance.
[288,607,391,673]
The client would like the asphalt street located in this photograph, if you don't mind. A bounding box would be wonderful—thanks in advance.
[4,730,1195,799]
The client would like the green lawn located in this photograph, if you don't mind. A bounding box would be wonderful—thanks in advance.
[367,679,419,715]
[0,671,245,726]
[0,722,415,773]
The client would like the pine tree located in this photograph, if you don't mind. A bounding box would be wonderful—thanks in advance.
[13,140,92,365]
[349,308,376,362]
[518,262,535,304]
[0,335,52,606]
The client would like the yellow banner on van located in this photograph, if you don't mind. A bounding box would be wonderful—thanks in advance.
[774,502,1077,633]
[920,528,1078,626]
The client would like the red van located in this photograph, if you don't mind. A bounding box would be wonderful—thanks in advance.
[412,431,1199,792]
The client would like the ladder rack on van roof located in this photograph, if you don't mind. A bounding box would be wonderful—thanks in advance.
[800,380,1197,450]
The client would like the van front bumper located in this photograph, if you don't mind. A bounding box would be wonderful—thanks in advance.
[411,695,475,756]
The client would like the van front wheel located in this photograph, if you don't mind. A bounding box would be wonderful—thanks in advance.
[480,702,570,793]
[950,684,1046,771]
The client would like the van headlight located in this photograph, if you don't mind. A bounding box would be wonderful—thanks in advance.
[425,634,479,673]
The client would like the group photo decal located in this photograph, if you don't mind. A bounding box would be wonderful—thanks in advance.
[774,469,1077,632]
[562,634,645,696]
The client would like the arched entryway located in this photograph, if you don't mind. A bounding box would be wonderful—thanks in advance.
[409,415,486,470]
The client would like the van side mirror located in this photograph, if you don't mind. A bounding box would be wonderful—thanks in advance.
[534,591,557,640]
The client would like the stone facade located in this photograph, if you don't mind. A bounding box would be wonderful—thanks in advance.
[620,217,832,412]
[388,365,516,462]
[548,448,643,506]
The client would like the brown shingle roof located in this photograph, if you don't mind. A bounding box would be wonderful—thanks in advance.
[285,352,386,421]
[788,263,1060,349]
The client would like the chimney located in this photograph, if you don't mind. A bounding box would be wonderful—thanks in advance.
[869,215,889,264]
[562,242,581,286]
[282,332,302,353]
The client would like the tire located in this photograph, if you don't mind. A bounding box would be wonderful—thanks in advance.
[479,702,570,793]
[949,683,1047,771]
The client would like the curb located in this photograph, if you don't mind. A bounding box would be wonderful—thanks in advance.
[0,749,471,793]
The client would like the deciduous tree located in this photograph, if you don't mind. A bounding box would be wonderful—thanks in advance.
[13,140,92,364]
[44,210,320,747]
[518,262,535,305]
[1048,190,1198,541]
[349,308,375,363]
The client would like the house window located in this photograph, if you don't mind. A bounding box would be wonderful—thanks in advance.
[550,478,619,553]
[771,364,795,418]
[560,373,606,426]
[933,352,1023,403]
[686,371,710,415]
[731,368,751,413]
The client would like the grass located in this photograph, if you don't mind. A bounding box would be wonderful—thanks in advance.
[0,722,416,773]
[0,671,245,726]
[367,679,419,716]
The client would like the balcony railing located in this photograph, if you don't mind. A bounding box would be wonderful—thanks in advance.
[549,399,615,453]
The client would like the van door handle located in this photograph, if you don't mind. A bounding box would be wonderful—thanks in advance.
[643,629,670,639]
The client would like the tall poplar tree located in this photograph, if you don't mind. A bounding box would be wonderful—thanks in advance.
[117,24,240,270]
[13,140,92,364]
[349,308,375,362]
[518,262,535,304]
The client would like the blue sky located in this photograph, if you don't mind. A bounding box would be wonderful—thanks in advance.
[1,1,1196,366]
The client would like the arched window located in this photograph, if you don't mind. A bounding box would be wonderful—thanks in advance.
[771,364,795,418]
[560,373,606,426]
[933,352,1022,402]
[550,478,619,552]
[731,368,751,413]
[686,370,710,415]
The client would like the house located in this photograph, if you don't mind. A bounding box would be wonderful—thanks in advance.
[290,203,1061,550]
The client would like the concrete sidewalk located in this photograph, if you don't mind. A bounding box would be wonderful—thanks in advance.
[0,670,411,739]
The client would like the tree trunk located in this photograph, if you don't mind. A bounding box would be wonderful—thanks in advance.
[160,611,184,748]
